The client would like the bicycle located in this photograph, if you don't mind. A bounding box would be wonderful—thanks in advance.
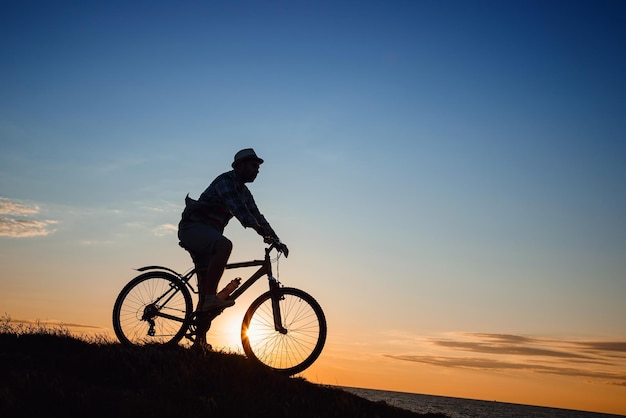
[112,241,327,376]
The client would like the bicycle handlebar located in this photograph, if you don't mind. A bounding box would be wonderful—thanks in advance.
[264,236,289,258]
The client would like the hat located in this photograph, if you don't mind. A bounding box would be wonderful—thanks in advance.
[232,148,264,168]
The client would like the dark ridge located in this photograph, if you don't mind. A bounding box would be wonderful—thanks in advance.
[0,330,449,418]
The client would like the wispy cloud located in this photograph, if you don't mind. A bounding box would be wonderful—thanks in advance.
[0,217,59,237]
[385,333,626,386]
[2,317,111,339]
[0,197,40,216]
[0,196,185,242]
[7,318,105,330]
[153,223,177,237]
[0,197,58,237]
[433,335,593,359]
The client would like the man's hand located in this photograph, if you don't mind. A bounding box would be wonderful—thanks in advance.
[277,242,289,258]
[262,235,289,257]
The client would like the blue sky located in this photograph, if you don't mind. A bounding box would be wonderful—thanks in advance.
[1,0,625,413]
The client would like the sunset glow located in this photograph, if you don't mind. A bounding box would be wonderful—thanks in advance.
[1,1,625,415]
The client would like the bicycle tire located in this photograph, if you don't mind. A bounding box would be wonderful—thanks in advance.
[241,287,327,375]
[112,271,193,346]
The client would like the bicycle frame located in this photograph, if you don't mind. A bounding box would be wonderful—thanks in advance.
[136,243,286,333]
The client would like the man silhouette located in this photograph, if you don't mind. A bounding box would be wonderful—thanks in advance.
[178,148,288,350]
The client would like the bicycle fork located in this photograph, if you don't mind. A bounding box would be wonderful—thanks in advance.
[269,277,288,334]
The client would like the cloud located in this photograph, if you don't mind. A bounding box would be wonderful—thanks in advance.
[385,332,626,386]
[0,197,40,216]
[7,318,105,330]
[2,317,110,339]
[386,354,626,381]
[0,197,58,237]
[153,223,177,237]
[433,338,593,359]
[0,217,59,237]
[576,341,626,353]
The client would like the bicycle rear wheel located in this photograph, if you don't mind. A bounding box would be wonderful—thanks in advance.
[113,272,193,346]
[241,287,326,375]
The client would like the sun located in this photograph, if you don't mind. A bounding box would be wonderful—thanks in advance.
[207,310,244,352]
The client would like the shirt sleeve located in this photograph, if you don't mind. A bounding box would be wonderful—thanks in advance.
[245,192,277,237]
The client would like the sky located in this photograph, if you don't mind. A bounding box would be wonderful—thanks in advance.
[1,0,625,414]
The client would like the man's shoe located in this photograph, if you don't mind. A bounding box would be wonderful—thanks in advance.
[199,295,235,312]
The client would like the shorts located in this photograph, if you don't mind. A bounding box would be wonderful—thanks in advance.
[178,222,224,269]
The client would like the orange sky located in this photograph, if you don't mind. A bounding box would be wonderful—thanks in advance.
[2,1,625,415]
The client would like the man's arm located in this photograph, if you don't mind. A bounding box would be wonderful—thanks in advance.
[245,192,289,256]
[212,173,288,256]
[245,192,278,239]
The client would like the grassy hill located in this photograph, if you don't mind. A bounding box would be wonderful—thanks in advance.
[0,321,448,418]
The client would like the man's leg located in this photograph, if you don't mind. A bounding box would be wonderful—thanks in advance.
[194,236,233,346]
[202,236,233,295]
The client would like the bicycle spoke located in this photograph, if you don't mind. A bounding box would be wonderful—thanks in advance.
[113,273,192,346]
[242,287,326,375]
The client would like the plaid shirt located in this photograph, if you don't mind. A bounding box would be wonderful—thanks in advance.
[196,170,273,234]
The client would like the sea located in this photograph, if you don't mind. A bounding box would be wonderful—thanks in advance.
[340,387,625,418]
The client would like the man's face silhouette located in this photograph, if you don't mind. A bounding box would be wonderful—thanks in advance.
[238,159,261,183]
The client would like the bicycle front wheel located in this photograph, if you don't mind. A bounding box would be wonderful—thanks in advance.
[112,272,193,346]
[241,287,327,375]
